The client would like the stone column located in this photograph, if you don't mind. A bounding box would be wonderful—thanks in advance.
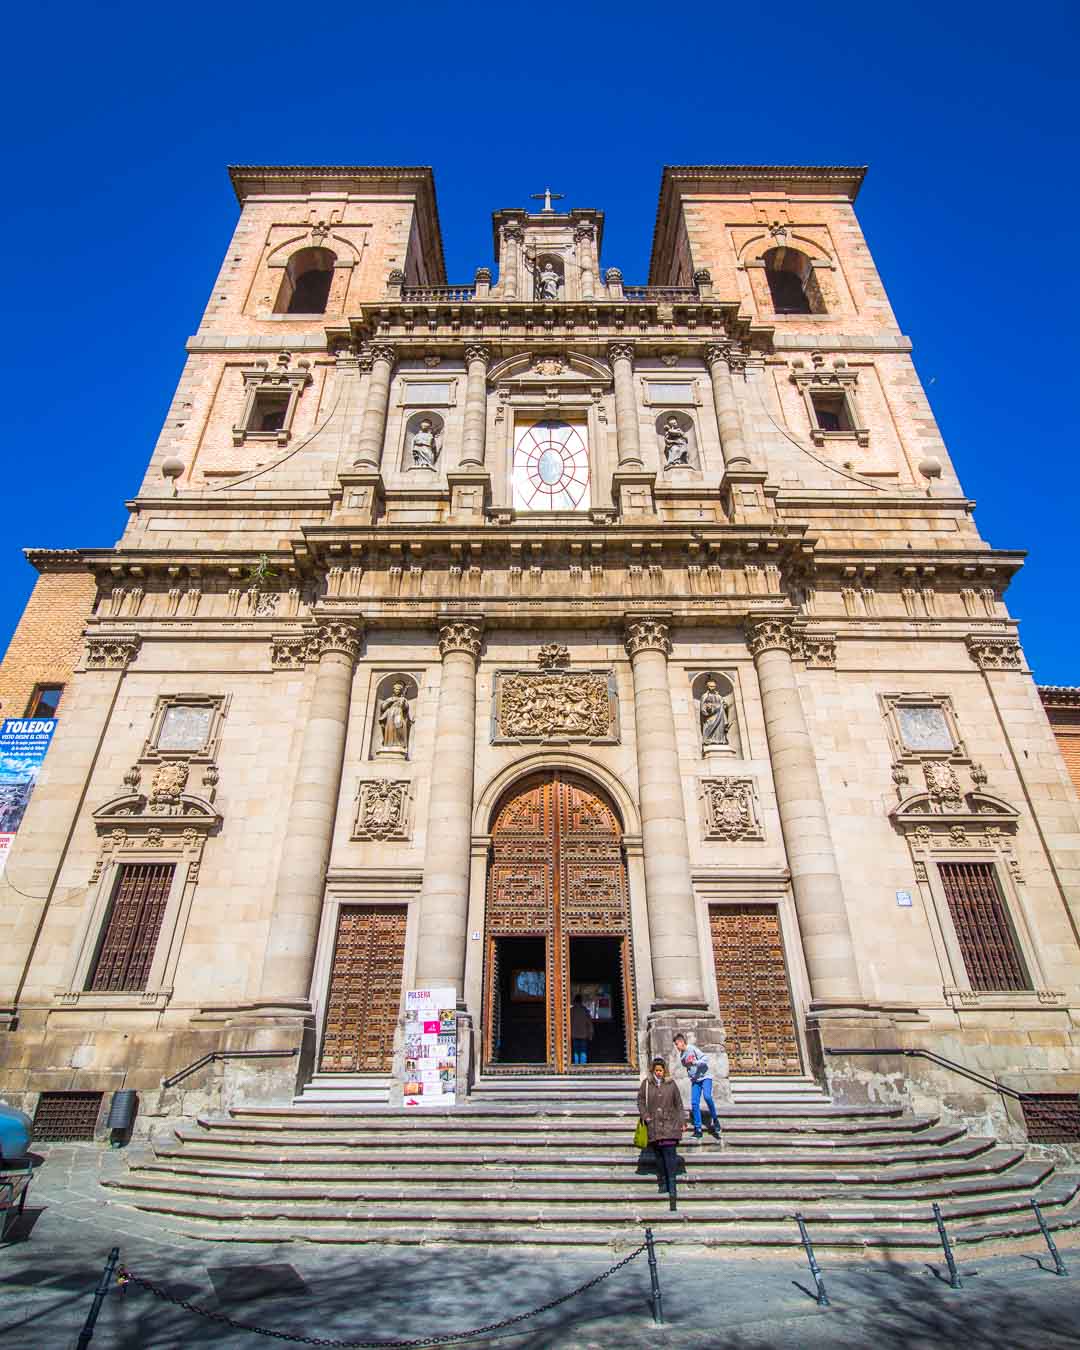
[258,621,362,1005]
[624,616,704,1007]
[0,635,140,1025]
[352,344,395,470]
[459,345,490,468]
[747,618,861,1004]
[609,343,644,469]
[704,343,752,468]
[501,224,521,299]
[575,224,596,300]
[414,618,483,995]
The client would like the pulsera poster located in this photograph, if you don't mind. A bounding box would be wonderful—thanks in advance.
[0,718,57,874]
[402,987,457,1108]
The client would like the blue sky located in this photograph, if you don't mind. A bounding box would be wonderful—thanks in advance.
[2,2,1077,681]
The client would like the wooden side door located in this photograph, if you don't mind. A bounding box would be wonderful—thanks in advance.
[710,904,801,1075]
[319,905,406,1073]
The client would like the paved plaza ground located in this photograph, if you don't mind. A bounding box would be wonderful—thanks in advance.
[1,1143,1078,1349]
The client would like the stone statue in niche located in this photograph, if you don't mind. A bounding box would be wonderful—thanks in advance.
[662,416,691,469]
[700,677,731,750]
[537,263,560,301]
[377,681,413,757]
[410,419,440,470]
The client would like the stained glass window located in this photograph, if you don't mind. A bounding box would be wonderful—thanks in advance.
[512,420,590,512]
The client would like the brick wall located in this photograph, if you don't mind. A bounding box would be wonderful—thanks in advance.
[1041,690,1080,798]
[0,564,95,719]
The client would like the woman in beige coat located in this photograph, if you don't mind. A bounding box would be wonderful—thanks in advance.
[636,1056,686,1210]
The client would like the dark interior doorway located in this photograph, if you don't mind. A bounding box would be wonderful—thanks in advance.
[491,936,547,1063]
[568,936,627,1065]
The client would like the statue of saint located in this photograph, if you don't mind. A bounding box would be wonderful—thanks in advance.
[662,416,690,468]
[537,263,560,301]
[700,677,730,748]
[378,681,413,753]
[410,419,439,470]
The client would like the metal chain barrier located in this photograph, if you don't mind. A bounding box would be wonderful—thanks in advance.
[114,1242,649,1348]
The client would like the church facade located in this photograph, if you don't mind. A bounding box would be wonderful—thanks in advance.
[2,164,1079,1143]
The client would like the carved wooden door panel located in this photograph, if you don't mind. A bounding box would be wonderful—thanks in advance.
[319,906,406,1073]
[709,905,801,1075]
[485,772,636,1073]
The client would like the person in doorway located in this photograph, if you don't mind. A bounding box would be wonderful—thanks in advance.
[674,1032,722,1141]
[570,992,594,1064]
[637,1057,686,1211]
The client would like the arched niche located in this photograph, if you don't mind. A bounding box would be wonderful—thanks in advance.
[401,411,444,472]
[690,672,740,757]
[762,246,826,315]
[655,410,700,472]
[274,247,337,314]
[532,253,564,301]
[370,673,419,759]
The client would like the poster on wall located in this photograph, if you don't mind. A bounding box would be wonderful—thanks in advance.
[402,986,457,1109]
[0,718,57,875]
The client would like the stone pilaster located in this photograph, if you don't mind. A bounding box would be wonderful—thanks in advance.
[257,620,363,1006]
[500,223,521,299]
[746,618,861,1006]
[459,345,490,468]
[352,344,395,470]
[608,343,643,468]
[575,224,596,300]
[0,634,141,1026]
[414,618,483,996]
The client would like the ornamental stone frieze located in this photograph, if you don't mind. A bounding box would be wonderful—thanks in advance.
[624,616,672,657]
[438,619,483,660]
[965,634,1023,670]
[84,634,141,670]
[700,777,765,842]
[492,668,618,744]
[271,622,364,668]
[352,779,411,841]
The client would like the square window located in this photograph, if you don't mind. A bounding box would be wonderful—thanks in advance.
[157,705,213,753]
[27,684,63,718]
[811,392,852,433]
[897,705,954,753]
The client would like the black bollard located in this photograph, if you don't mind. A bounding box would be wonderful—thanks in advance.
[932,1203,962,1289]
[1031,1199,1069,1277]
[76,1246,120,1349]
[794,1214,830,1307]
[644,1226,664,1325]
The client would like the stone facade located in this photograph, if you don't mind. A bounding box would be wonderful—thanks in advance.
[2,164,1079,1146]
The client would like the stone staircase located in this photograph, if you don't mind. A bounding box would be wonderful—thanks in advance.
[103,1077,1080,1251]
[292,1074,392,1107]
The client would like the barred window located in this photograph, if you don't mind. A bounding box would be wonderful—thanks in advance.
[88,863,174,992]
[938,861,1030,992]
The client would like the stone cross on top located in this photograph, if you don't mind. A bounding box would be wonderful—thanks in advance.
[530,186,565,214]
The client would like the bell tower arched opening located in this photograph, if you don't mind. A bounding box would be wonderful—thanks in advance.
[483,769,637,1074]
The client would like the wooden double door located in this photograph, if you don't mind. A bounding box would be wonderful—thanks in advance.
[710,904,801,1075]
[484,771,636,1074]
[318,905,406,1073]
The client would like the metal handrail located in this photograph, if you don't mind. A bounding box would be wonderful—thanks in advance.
[161,1048,297,1089]
[824,1046,1033,1102]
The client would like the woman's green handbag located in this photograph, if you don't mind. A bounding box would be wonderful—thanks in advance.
[633,1119,649,1149]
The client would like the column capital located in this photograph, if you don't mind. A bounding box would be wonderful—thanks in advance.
[965,633,1023,670]
[703,341,731,368]
[607,341,636,364]
[624,615,672,658]
[574,222,595,243]
[745,617,796,657]
[464,344,491,366]
[438,618,484,660]
[84,634,141,670]
[306,620,364,663]
[367,343,396,368]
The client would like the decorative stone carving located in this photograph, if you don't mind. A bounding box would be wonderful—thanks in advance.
[271,635,307,669]
[438,620,483,660]
[463,344,491,366]
[966,634,1023,670]
[537,643,570,670]
[745,618,794,657]
[531,354,565,376]
[701,777,765,842]
[608,341,636,364]
[924,761,964,810]
[376,680,414,758]
[493,670,617,743]
[307,622,364,663]
[148,761,189,813]
[352,779,411,841]
[624,617,672,657]
[84,635,141,670]
[368,343,397,367]
[798,633,837,668]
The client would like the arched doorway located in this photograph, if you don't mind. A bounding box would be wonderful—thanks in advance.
[483,770,637,1074]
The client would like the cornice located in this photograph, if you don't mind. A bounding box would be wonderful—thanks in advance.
[24,547,113,574]
[1039,685,1080,709]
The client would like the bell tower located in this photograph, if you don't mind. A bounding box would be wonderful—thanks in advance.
[491,193,603,301]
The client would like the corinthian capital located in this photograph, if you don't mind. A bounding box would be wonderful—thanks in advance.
[464,344,491,367]
[703,342,731,369]
[745,617,796,657]
[624,616,672,658]
[965,633,1023,671]
[367,344,396,368]
[438,619,483,660]
[607,341,636,365]
[306,621,364,663]
[84,634,141,670]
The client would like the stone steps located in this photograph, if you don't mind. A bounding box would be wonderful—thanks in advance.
[293,1074,392,1107]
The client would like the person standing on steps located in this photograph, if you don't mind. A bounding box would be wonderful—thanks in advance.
[674,1032,722,1141]
[637,1057,686,1211]
[570,992,594,1065]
